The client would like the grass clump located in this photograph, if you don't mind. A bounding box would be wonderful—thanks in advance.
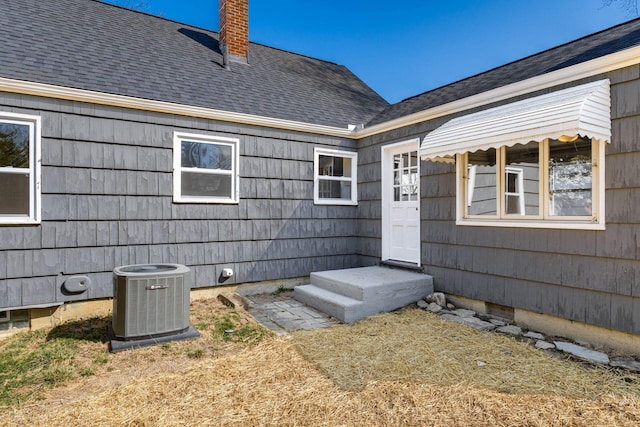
[0,317,110,408]
[0,299,270,410]
[190,303,270,345]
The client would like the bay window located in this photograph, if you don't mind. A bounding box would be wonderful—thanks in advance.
[421,79,610,230]
[459,136,602,228]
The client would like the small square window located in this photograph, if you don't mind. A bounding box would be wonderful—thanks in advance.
[0,113,41,224]
[314,148,357,205]
[173,133,239,204]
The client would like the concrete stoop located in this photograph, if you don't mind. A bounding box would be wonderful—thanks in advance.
[293,266,434,323]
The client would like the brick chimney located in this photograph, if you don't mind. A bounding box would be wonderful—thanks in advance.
[219,0,249,67]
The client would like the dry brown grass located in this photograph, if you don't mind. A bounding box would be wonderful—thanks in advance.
[1,306,639,426]
[293,308,640,397]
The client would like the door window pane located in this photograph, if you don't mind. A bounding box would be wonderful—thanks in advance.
[393,151,419,202]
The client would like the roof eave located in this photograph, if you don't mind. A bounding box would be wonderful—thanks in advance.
[3,43,639,140]
[0,77,357,138]
[353,44,640,140]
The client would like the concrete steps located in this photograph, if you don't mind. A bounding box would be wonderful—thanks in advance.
[293,266,433,323]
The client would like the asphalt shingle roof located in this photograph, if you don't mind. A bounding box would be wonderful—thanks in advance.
[0,0,388,129]
[367,17,640,126]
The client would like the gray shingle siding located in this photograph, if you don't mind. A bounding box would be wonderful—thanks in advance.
[357,65,640,335]
[3,0,640,339]
[0,94,360,309]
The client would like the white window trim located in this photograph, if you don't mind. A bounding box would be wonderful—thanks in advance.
[0,112,41,225]
[173,132,240,204]
[504,166,525,216]
[456,138,605,230]
[313,147,358,206]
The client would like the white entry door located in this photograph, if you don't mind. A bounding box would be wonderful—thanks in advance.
[382,139,421,265]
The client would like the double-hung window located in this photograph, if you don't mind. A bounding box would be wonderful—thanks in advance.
[314,148,357,205]
[173,132,239,203]
[0,112,41,224]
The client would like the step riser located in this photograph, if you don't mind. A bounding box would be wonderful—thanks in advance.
[293,286,359,323]
[296,266,435,323]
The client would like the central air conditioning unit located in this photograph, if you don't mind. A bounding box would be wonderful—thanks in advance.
[110,263,199,352]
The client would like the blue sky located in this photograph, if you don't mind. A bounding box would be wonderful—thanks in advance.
[105,0,633,103]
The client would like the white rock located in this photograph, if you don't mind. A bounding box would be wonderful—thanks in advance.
[535,340,555,350]
[453,308,476,318]
[497,325,522,336]
[425,292,447,307]
[427,302,442,313]
[524,331,545,340]
[417,299,428,309]
[477,361,486,367]
[554,341,610,364]
[446,303,455,310]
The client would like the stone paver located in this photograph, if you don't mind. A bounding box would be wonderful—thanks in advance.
[554,341,610,364]
[441,314,496,330]
[244,291,340,334]
[454,309,477,318]
[535,340,556,350]
[497,325,522,336]
[524,331,545,340]
[610,358,640,372]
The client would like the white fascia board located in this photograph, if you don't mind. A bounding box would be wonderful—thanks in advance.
[356,44,640,139]
[0,77,354,138]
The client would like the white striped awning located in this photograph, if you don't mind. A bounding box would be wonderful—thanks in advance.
[420,79,611,162]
